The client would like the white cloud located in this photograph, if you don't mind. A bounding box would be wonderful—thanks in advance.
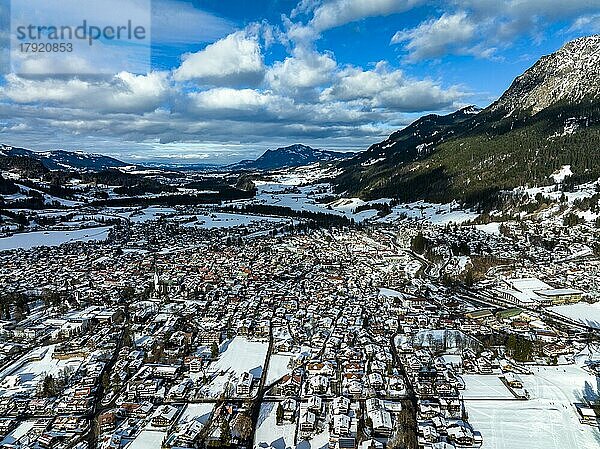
[391,12,478,61]
[0,4,481,163]
[152,0,234,44]
[173,29,265,86]
[569,13,600,34]
[322,62,463,111]
[389,1,600,61]
[266,49,337,94]
[188,88,282,113]
[283,0,423,48]
[1,71,170,114]
[308,0,422,32]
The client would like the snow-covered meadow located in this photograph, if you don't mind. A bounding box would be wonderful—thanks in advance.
[465,361,600,449]
[202,337,268,398]
[0,226,110,252]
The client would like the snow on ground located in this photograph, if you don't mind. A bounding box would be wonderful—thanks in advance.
[551,165,573,183]
[267,164,342,186]
[462,375,514,400]
[0,226,110,251]
[179,403,213,425]
[266,353,294,385]
[550,302,600,329]
[111,207,176,223]
[184,212,289,229]
[405,260,423,278]
[465,363,600,449]
[203,337,268,397]
[298,427,330,449]
[474,223,502,235]
[234,178,379,223]
[380,201,478,225]
[254,402,296,449]
[379,287,406,298]
[125,429,166,449]
[251,186,376,221]
[512,178,600,208]
[445,256,472,276]
[413,329,481,353]
[0,345,83,396]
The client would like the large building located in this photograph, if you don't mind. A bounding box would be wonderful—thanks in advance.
[495,278,583,307]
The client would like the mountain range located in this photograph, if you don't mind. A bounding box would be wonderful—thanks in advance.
[334,35,600,205]
[0,145,129,173]
[229,144,355,170]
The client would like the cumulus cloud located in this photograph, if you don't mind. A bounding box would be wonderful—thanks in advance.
[308,0,422,32]
[186,88,289,120]
[322,62,463,111]
[266,49,337,95]
[283,0,423,48]
[391,1,600,61]
[391,12,478,61]
[173,29,265,86]
[1,72,170,114]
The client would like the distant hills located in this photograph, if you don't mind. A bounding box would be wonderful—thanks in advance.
[335,35,600,205]
[0,145,129,173]
[0,143,355,175]
[229,144,355,171]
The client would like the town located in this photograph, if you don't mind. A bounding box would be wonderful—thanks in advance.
[0,189,598,449]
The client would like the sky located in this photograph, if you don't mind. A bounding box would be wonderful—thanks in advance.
[0,0,599,165]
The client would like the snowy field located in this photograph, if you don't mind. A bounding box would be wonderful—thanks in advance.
[379,200,478,225]
[550,302,600,329]
[254,402,296,449]
[474,223,502,235]
[465,363,600,449]
[203,337,268,397]
[235,180,377,222]
[0,345,83,396]
[0,226,110,251]
[462,375,515,400]
[184,212,289,229]
[117,206,176,223]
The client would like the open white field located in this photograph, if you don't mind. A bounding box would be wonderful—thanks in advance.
[184,212,289,229]
[0,420,36,446]
[465,363,600,449]
[0,345,83,396]
[254,402,296,449]
[379,200,478,225]
[462,375,515,400]
[0,226,111,251]
[202,337,268,397]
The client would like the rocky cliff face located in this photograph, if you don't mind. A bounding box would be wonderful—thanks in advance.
[492,35,600,115]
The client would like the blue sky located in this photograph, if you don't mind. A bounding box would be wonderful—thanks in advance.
[0,0,599,164]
